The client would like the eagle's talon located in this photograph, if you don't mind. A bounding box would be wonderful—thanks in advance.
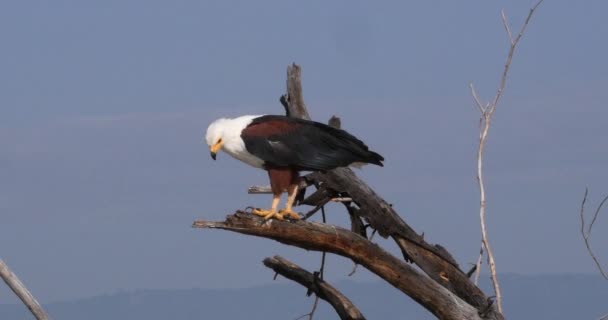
[251,208,285,220]
[251,208,273,217]
[279,209,301,220]
[264,211,284,221]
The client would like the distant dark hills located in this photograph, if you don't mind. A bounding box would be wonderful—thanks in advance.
[1,274,606,319]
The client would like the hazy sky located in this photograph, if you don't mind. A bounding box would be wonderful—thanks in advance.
[1,0,607,304]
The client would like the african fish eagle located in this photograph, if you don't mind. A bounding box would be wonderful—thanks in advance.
[205,115,384,220]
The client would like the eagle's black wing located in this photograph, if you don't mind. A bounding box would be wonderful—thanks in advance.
[241,115,384,171]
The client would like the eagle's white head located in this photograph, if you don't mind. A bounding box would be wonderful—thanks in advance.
[205,115,265,167]
[205,118,229,154]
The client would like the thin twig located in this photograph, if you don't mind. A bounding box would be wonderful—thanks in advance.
[303,204,326,220]
[579,188,608,280]
[299,206,328,320]
[501,9,514,45]
[348,262,359,277]
[589,193,608,235]
[470,0,545,313]
[295,299,320,320]
[473,246,483,285]
[469,83,485,113]
[0,259,49,320]
[491,0,545,110]
[349,229,377,276]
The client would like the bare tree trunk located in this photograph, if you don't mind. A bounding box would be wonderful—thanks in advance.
[0,258,49,320]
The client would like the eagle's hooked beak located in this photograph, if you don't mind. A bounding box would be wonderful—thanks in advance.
[209,140,223,160]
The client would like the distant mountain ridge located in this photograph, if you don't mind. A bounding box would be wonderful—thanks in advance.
[1,274,606,319]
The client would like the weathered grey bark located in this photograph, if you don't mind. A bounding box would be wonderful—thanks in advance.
[281,64,311,120]
[468,2,545,311]
[194,213,483,320]
[263,255,366,320]
[304,169,493,312]
[0,259,49,320]
[281,64,502,319]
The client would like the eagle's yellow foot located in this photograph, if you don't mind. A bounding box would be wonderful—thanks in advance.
[279,209,301,220]
[251,208,284,221]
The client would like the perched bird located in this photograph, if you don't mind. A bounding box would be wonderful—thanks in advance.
[205,115,384,220]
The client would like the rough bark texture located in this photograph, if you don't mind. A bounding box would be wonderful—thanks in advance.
[282,65,502,319]
[281,64,311,120]
[263,255,366,320]
[194,213,483,320]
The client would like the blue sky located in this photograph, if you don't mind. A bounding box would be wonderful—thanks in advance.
[1,0,607,303]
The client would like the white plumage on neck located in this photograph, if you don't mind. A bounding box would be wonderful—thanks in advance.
[205,115,265,168]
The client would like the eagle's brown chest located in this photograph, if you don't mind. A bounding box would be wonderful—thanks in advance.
[267,167,299,195]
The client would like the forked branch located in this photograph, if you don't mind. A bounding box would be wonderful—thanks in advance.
[263,255,365,320]
[469,0,545,312]
[280,64,501,318]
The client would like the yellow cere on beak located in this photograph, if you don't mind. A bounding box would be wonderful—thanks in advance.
[210,140,224,160]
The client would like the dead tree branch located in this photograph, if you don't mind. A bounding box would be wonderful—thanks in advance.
[469,0,545,312]
[279,65,495,313]
[282,64,311,120]
[579,188,608,280]
[304,167,495,314]
[263,256,365,320]
[194,212,486,320]
[0,259,49,320]
[281,64,502,318]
